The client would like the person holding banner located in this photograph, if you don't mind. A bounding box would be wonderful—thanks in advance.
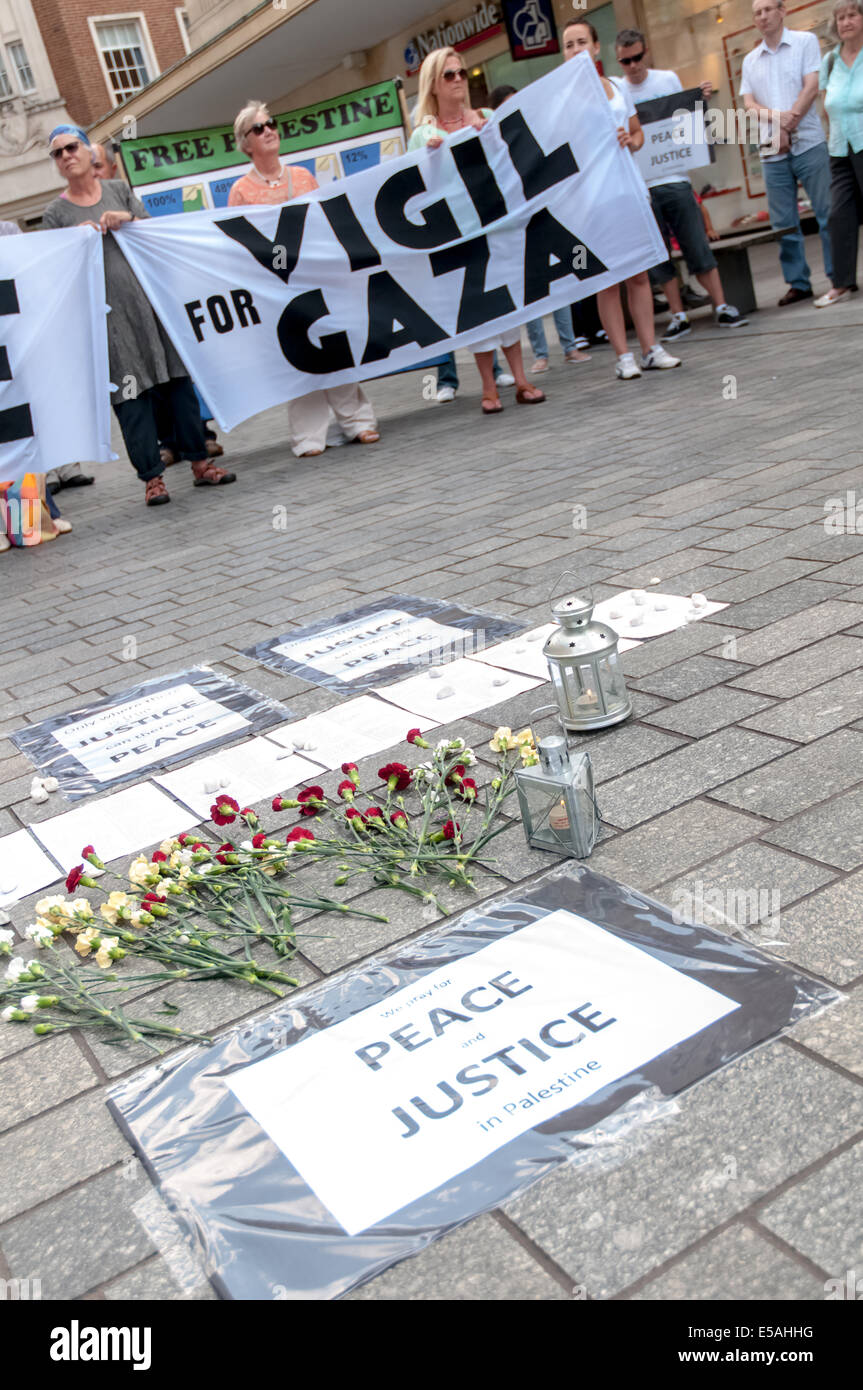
[615,31,749,340]
[228,102,380,456]
[408,49,546,412]
[562,21,681,380]
[42,126,236,507]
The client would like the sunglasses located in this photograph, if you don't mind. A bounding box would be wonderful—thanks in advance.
[442,67,469,82]
[248,119,277,136]
[619,51,646,65]
[50,141,80,159]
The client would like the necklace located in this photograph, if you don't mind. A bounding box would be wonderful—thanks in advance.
[251,164,286,188]
[438,111,468,128]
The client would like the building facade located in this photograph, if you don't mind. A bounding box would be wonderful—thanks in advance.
[83,0,837,226]
[0,0,192,224]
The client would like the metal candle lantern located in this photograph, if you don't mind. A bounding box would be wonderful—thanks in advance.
[542,581,631,733]
[514,729,599,859]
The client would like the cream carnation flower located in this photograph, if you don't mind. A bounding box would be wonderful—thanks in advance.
[74,926,101,957]
[128,856,157,888]
[100,890,133,926]
[35,895,71,921]
[95,936,119,969]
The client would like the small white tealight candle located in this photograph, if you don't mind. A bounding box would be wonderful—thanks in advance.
[576,688,598,706]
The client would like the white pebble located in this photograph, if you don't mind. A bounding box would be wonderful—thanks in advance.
[691,593,708,609]
[436,686,455,699]
[203,777,220,794]
[30,785,49,804]
[41,777,59,793]
[631,591,647,606]
[302,740,316,751]
[492,676,509,687]
[654,601,669,612]
[629,613,644,627]
[608,609,621,620]
[649,577,661,585]
[428,668,443,679]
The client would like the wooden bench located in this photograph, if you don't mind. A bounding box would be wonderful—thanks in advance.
[672,225,796,315]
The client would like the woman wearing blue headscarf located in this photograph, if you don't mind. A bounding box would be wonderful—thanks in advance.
[41,126,236,507]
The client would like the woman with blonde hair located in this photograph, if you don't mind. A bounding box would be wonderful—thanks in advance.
[229,101,380,456]
[408,52,545,414]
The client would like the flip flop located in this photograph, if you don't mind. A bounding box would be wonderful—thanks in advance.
[516,387,546,404]
[481,396,504,414]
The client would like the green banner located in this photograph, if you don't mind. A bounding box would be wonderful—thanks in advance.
[121,80,403,188]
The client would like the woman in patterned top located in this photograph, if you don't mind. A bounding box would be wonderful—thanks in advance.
[229,102,380,457]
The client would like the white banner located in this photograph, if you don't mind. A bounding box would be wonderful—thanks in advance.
[113,55,666,431]
[0,227,112,483]
[228,909,738,1235]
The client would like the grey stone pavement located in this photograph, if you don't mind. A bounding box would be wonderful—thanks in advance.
[1,235,862,1302]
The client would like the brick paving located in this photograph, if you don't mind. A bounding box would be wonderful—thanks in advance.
[1,236,862,1301]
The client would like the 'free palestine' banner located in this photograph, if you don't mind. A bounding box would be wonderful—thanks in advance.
[113,55,666,431]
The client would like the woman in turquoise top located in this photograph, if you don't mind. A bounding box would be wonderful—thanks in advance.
[817,0,863,305]
[408,48,545,414]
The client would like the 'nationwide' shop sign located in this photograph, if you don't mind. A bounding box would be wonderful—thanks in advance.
[405,2,502,73]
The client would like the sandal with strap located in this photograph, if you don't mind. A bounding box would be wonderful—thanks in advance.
[145,475,171,507]
[190,458,236,486]
[481,396,504,414]
[355,429,380,444]
[516,386,546,404]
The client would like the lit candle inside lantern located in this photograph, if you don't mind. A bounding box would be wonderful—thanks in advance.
[549,799,569,830]
[576,688,598,706]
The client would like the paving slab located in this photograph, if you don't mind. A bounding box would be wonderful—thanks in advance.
[770,871,863,983]
[585,800,764,893]
[505,1045,863,1299]
[761,786,863,869]
[758,1143,863,1281]
[791,986,863,1076]
[642,687,774,736]
[739,670,863,742]
[710,728,863,820]
[346,1213,569,1301]
[631,654,751,700]
[650,841,836,931]
[599,728,792,829]
[628,1223,825,1301]
[729,634,863,695]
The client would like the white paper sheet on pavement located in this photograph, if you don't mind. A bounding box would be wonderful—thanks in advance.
[264,696,439,770]
[0,829,64,906]
[375,658,543,722]
[31,783,200,874]
[154,737,320,819]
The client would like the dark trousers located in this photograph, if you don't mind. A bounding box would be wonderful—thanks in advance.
[113,376,207,483]
[571,295,601,341]
[829,151,863,289]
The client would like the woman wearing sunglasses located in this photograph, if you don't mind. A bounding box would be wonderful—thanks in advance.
[562,22,681,380]
[228,102,380,457]
[408,50,546,414]
[42,125,235,506]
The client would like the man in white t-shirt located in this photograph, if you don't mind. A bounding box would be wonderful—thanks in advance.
[616,29,747,339]
[739,0,833,305]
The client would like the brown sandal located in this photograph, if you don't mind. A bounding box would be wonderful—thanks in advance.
[516,386,546,405]
[190,459,236,486]
[481,396,504,414]
[145,475,170,506]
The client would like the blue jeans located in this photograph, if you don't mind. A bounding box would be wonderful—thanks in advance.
[762,143,834,289]
[526,307,576,359]
[437,350,504,391]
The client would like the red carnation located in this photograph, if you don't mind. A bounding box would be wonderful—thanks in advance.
[443,820,460,840]
[151,850,168,863]
[82,845,94,858]
[142,892,167,905]
[252,832,268,849]
[341,762,360,788]
[445,764,465,787]
[81,845,104,869]
[215,840,236,864]
[379,761,412,792]
[337,779,355,801]
[364,806,384,827]
[406,729,429,747]
[65,864,84,893]
[457,778,478,801]
[345,807,365,826]
[390,809,408,826]
[211,796,240,826]
[297,786,325,818]
[240,807,258,825]
[286,827,315,844]
[177,832,194,846]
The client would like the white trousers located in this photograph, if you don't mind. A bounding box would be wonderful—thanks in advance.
[288,385,377,457]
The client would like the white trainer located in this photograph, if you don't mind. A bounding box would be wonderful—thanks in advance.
[615,352,642,380]
[495,372,516,387]
[641,344,681,370]
[435,386,456,403]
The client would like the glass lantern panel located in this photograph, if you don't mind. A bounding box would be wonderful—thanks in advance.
[516,777,577,855]
[597,654,627,712]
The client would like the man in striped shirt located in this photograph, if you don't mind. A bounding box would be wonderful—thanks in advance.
[740,0,833,304]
